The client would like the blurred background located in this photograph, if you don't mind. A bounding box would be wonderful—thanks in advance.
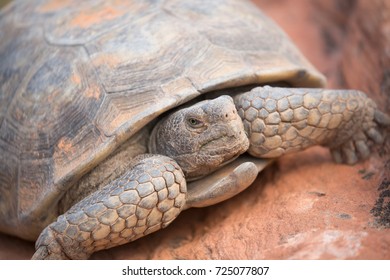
[0,0,10,8]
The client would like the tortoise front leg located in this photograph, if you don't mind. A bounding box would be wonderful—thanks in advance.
[234,86,390,164]
[32,155,187,260]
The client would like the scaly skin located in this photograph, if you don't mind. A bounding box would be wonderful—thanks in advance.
[32,87,389,259]
[235,86,390,164]
[32,156,186,259]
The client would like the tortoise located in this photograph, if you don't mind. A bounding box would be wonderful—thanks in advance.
[0,0,389,260]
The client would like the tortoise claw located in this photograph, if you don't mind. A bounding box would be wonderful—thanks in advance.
[355,140,370,159]
[374,110,390,126]
[32,227,71,260]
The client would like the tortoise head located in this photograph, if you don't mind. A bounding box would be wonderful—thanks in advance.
[149,95,249,180]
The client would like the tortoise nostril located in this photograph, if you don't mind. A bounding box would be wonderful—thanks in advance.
[225,113,229,118]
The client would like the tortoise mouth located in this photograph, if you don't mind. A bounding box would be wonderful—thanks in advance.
[201,135,248,160]
[175,133,249,181]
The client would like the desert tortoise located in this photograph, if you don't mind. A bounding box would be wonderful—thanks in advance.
[0,0,388,259]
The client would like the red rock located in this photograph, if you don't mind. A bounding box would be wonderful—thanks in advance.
[0,0,389,260]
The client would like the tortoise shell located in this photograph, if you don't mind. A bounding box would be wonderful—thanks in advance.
[0,0,325,240]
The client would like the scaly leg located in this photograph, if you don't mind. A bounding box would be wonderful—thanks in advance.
[32,155,186,259]
[235,86,390,164]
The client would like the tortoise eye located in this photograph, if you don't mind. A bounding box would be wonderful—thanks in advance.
[187,117,203,128]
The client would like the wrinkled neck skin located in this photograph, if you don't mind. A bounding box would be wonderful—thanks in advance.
[149,96,249,180]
